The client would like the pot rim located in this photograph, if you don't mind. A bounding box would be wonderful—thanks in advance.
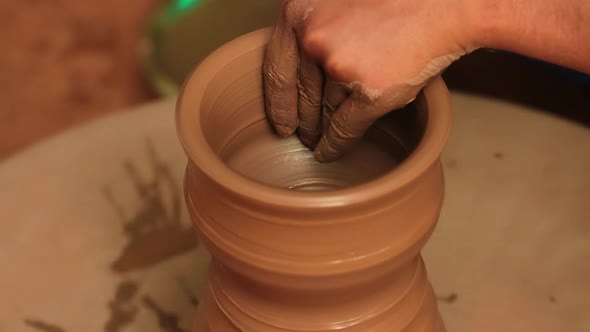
[176,28,452,209]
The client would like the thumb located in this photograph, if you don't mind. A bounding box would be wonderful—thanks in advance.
[313,82,423,163]
[313,97,376,163]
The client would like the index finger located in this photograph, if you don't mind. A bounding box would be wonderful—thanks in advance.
[263,6,300,137]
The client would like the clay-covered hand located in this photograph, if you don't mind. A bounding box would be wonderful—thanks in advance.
[263,0,475,162]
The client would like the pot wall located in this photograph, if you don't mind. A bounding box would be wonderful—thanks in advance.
[178,28,451,331]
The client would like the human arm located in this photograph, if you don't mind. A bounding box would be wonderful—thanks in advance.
[263,0,590,163]
[472,0,590,75]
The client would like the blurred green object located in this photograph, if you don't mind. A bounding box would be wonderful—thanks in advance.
[141,0,280,97]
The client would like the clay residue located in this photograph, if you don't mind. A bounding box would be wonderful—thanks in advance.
[104,280,140,332]
[493,152,504,159]
[445,159,458,169]
[346,80,383,101]
[24,319,66,332]
[301,7,314,21]
[103,140,197,273]
[436,293,458,304]
[177,278,199,306]
[407,51,466,87]
[111,228,196,272]
[142,295,186,332]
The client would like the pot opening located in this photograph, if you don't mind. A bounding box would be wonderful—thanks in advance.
[198,50,428,192]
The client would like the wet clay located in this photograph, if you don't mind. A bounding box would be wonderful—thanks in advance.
[220,106,419,190]
[177,28,452,331]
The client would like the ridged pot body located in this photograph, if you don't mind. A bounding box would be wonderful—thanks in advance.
[177,28,452,332]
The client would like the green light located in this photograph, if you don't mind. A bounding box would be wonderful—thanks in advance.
[175,0,201,12]
[157,0,202,23]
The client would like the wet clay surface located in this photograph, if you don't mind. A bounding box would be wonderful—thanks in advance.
[221,114,416,191]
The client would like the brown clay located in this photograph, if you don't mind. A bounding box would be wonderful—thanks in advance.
[177,28,452,331]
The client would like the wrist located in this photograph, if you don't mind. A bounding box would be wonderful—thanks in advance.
[464,0,590,74]
[463,0,513,50]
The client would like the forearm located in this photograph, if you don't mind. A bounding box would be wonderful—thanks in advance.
[468,0,590,74]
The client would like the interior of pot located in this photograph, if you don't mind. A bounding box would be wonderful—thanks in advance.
[198,47,428,192]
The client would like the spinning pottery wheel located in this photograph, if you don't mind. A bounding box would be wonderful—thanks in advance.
[1,92,588,331]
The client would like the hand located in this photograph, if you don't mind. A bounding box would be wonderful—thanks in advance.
[263,0,476,162]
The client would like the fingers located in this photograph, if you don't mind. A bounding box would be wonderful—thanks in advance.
[296,51,324,148]
[263,15,299,137]
[321,80,348,131]
[314,96,377,163]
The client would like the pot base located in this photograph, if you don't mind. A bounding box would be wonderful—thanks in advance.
[192,258,446,332]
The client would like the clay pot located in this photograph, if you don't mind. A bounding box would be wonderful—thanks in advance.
[177,28,451,331]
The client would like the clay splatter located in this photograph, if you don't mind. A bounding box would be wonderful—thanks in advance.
[24,319,66,332]
[104,280,140,332]
[142,295,186,332]
[110,227,196,273]
[493,152,504,159]
[100,140,199,330]
[177,277,199,306]
[548,295,557,303]
[103,140,197,273]
[437,293,458,304]
[445,159,458,169]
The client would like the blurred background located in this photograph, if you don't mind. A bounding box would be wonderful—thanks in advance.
[0,2,588,331]
[0,0,588,160]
